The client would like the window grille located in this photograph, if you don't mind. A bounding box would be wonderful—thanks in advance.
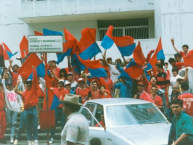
[98,18,149,40]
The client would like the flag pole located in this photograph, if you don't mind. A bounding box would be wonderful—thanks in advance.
[44,53,50,145]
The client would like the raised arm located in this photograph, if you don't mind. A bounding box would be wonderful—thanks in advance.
[67,56,71,69]
[31,67,38,92]
[14,79,23,96]
[122,56,127,66]
[116,62,124,73]
[8,59,13,73]
[183,68,189,82]
[1,75,7,91]
[171,38,180,54]
[103,50,109,66]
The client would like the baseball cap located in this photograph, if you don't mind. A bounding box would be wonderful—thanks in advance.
[5,81,13,86]
[65,81,71,86]
[67,72,73,75]
[25,79,32,84]
[78,78,84,83]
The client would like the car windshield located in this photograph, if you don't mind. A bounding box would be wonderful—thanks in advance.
[106,103,167,127]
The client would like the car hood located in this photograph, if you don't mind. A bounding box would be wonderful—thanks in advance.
[108,123,170,145]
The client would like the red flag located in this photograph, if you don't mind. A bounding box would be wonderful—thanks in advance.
[81,28,96,41]
[34,31,43,35]
[2,43,10,60]
[19,36,28,59]
[64,28,77,42]
[18,54,44,80]
[133,41,146,66]
[0,44,5,67]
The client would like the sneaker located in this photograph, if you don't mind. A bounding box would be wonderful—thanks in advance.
[13,140,18,145]
[38,125,40,129]
[28,140,32,145]
[0,138,7,144]
[34,140,38,145]
[10,137,14,143]
[49,138,54,144]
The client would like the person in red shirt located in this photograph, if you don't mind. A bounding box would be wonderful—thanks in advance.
[96,70,114,97]
[14,67,39,145]
[178,82,193,118]
[95,114,105,128]
[99,85,112,99]
[8,59,20,87]
[52,68,67,82]
[88,81,100,100]
[143,74,161,94]
[75,78,90,104]
[49,60,61,86]
[134,81,154,104]
[46,70,58,88]
[171,38,193,68]
[168,58,184,70]
[150,85,163,110]
[49,80,69,144]
[0,83,7,144]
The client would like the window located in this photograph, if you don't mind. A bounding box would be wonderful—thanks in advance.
[98,18,149,40]
[106,103,167,127]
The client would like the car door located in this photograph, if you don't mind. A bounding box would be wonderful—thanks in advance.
[81,103,106,145]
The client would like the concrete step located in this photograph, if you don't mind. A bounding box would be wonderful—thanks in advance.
[0,139,61,145]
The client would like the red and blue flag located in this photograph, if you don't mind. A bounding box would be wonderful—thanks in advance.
[43,28,63,35]
[101,25,114,49]
[71,43,85,74]
[146,37,165,71]
[18,54,45,80]
[124,60,144,79]
[77,54,107,78]
[101,25,136,56]
[56,40,75,64]
[78,30,101,60]
[43,88,62,110]
[63,28,84,74]
[2,43,18,60]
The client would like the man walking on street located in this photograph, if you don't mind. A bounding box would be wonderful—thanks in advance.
[60,94,89,145]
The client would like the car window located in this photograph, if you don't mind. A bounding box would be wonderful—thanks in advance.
[85,103,96,115]
[106,103,167,127]
[95,105,104,121]
[80,107,102,127]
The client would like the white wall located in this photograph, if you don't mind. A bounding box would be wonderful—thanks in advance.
[20,0,154,18]
[154,0,193,55]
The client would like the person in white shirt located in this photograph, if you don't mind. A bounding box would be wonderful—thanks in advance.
[60,94,89,145]
[170,67,188,86]
[2,76,23,144]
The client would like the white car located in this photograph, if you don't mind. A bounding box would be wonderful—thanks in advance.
[80,98,171,145]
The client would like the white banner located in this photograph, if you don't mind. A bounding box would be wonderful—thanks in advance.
[28,35,63,53]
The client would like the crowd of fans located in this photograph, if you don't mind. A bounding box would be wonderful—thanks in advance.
[0,38,193,145]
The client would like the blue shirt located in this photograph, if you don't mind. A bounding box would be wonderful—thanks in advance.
[114,81,132,98]
[175,111,193,145]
